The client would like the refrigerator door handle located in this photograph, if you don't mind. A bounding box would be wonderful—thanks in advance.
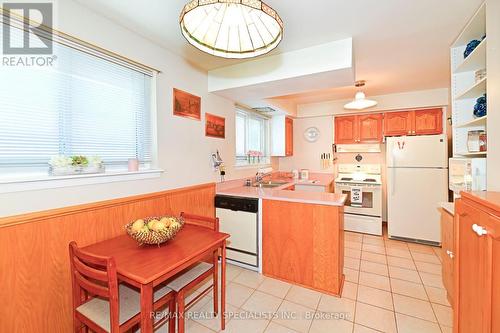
[391,145,397,196]
[391,167,396,196]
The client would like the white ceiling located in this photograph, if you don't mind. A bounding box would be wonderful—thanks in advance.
[76,0,482,103]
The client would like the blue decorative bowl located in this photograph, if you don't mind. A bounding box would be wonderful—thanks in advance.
[464,39,481,58]
[473,94,487,118]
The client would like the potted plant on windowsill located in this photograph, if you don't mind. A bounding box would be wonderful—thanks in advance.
[49,155,105,176]
[247,150,264,164]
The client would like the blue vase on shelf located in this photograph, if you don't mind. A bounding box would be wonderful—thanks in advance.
[473,94,487,118]
[464,39,481,58]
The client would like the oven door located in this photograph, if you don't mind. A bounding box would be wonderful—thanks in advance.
[335,182,382,217]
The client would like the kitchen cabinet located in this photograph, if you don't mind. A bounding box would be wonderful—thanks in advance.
[384,108,443,137]
[384,111,413,136]
[285,117,293,156]
[262,199,344,295]
[271,115,294,157]
[439,207,454,305]
[335,114,383,144]
[358,114,384,142]
[334,116,357,144]
[414,108,443,135]
[454,192,500,333]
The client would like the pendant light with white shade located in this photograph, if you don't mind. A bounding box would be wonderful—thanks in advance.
[344,81,378,110]
[179,0,284,59]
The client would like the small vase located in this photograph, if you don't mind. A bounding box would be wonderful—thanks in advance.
[473,94,487,118]
[464,39,481,58]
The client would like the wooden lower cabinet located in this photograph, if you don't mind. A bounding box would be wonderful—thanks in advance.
[454,192,500,333]
[440,207,454,305]
[262,199,344,295]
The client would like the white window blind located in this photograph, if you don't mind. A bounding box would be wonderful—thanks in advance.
[0,23,153,169]
[235,109,269,162]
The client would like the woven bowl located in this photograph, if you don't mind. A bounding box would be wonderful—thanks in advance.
[125,215,184,245]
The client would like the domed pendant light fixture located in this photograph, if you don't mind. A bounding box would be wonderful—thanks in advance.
[344,81,378,110]
[179,0,284,59]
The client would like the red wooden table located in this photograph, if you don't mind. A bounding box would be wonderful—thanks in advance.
[83,224,229,332]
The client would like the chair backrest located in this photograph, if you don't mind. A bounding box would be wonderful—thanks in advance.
[180,212,219,232]
[69,241,120,332]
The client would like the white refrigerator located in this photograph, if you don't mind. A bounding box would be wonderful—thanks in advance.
[386,134,448,244]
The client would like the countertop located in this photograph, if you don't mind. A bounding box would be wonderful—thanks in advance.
[216,173,346,207]
[439,202,455,215]
[461,191,500,213]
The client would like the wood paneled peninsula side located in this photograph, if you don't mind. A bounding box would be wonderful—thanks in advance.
[216,175,346,296]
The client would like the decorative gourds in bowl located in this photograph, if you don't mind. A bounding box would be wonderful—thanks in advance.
[126,216,184,245]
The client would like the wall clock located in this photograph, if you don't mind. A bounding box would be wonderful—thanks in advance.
[304,127,320,142]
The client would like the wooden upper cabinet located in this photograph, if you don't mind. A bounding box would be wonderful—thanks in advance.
[358,114,383,143]
[271,115,293,157]
[384,111,413,136]
[335,114,383,144]
[335,108,443,143]
[335,116,358,144]
[384,108,443,137]
[285,117,293,156]
[413,108,443,135]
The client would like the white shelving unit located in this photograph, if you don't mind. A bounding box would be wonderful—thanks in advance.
[451,2,487,161]
[455,77,486,100]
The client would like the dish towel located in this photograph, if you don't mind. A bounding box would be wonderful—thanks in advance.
[351,186,363,206]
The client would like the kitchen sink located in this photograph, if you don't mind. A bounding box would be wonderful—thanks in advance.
[252,181,289,188]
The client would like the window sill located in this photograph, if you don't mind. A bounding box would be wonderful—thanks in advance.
[233,163,272,170]
[0,169,164,194]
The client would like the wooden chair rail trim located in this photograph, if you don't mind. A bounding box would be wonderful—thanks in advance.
[0,182,216,228]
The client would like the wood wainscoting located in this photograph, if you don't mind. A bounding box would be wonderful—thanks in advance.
[0,183,215,333]
[262,199,344,296]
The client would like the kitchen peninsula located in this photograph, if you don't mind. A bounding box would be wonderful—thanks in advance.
[216,173,346,296]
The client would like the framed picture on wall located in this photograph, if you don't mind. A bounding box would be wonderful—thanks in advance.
[205,113,225,139]
[173,88,201,120]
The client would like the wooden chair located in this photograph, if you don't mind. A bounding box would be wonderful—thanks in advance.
[69,241,176,333]
[165,212,220,333]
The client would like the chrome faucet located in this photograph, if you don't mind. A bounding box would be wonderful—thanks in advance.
[255,171,272,183]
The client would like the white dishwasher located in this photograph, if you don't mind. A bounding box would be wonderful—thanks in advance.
[215,195,259,270]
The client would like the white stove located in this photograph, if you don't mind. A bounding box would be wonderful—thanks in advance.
[335,164,382,185]
[335,164,383,236]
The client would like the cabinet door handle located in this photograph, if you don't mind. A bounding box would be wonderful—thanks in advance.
[472,224,488,236]
[446,250,454,258]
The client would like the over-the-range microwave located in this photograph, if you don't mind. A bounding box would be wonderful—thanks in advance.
[449,157,487,194]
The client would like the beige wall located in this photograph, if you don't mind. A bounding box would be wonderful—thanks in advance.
[487,0,500,190]
[0,0,266,217]
[278,116,335,173]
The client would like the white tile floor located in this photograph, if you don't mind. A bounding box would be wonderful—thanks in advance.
[161,230,452,333]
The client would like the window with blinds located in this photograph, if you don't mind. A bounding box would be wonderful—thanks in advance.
[0,21,154,172]
[235,108,270,165]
